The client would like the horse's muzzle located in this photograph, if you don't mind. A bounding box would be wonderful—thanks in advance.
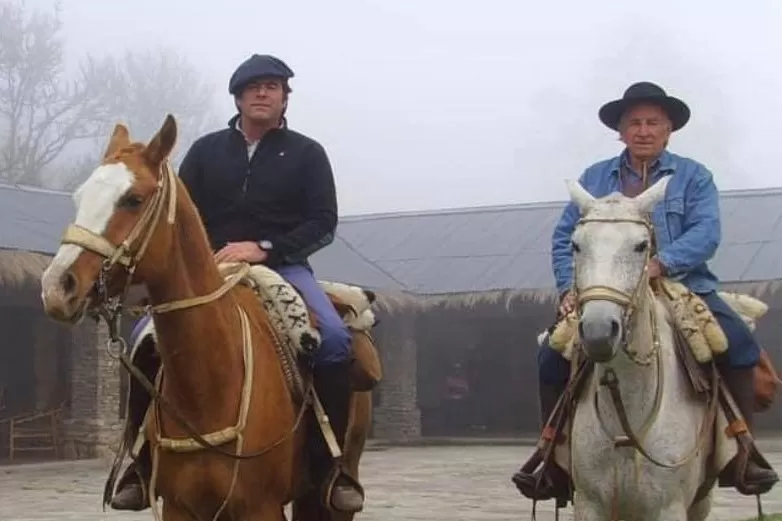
[579,315,621,363]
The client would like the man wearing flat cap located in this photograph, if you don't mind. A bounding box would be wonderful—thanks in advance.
[109,54,365,513]
[512,81,779,501]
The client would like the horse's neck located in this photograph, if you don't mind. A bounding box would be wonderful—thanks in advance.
[144,190,245,426]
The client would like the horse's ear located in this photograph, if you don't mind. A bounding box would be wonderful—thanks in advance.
[566,179,595,212]
[103,123,130,159]
[634,175,671,214]
[144,114,178,168]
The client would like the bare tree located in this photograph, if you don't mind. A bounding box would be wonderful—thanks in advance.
[0,0,108,185]
[55,47,221,190]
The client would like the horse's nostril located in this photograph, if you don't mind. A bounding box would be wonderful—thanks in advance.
[60,271,77,295]
[610,318,620,339]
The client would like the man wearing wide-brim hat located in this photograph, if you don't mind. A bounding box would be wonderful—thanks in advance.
[512,81,779,502]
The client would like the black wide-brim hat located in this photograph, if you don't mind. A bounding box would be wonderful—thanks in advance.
[598,81,690,132]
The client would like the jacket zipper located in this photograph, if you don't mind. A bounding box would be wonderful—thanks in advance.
[241,168,250,197]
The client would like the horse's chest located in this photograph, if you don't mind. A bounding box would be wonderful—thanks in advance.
[570,407,688,503]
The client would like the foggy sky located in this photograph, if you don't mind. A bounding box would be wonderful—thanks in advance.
[21,0,782,216]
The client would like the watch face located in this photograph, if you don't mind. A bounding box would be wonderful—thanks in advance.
[259,240,273,250]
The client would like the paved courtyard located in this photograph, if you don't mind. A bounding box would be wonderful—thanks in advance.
[2,445,782,520]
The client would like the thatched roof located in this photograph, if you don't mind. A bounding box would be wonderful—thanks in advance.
[3,244,782,318]
[373,279,782,315]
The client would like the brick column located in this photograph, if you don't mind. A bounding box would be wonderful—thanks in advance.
[371,312,421,440]
[63,319,123,460]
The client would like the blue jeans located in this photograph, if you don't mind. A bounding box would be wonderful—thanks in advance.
[276,264,352,366]
[537,290,761,385]
[129,264,352,366]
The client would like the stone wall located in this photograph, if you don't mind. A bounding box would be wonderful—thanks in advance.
[33,316,59,410]
[62,319,122,460]
[371,312,421,440]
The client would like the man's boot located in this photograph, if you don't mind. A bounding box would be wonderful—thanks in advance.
[310,360,364,513]
[512,380,570,500]
[110,441,152,511]
[718,365,779,494]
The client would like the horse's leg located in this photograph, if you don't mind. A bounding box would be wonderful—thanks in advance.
[657,502,688,521]
[572,493,603,521]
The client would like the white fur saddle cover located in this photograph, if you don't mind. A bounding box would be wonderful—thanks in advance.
[131,262,377,358]
[541,280,768,364]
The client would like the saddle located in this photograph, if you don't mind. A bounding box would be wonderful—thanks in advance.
[127,263,383,395]
[516,282,780,505]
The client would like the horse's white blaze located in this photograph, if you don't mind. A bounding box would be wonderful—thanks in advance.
[41,163,134,285]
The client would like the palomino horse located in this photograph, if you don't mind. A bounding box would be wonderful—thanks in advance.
[40,114,376,521]
[563,176,718,521]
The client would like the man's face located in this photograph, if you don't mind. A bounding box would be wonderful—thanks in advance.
[619,103,672,161]
[236,77,286,124]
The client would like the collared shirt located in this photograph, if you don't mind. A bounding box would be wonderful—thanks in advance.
[234,118,285,159]
[550,149,721,295]
[619,151,662,197]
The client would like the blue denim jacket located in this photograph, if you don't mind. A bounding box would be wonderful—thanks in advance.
[551,149,721,296]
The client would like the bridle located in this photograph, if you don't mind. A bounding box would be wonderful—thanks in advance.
[62,159,179,332]
[61,160,249,334]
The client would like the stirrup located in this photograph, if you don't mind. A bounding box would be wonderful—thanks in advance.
[512,465,567,502]
[321,463,364,513]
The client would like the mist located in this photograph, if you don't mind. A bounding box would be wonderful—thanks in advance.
[10,0,782,215]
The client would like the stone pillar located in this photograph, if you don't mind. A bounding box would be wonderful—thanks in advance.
[62,320,122,460]
[371,312,421,441]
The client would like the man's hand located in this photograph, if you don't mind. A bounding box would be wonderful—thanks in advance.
[646,257,666,279]
[214,241,268,264]
[558,290,576,317]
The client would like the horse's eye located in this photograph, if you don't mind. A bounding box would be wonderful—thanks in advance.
[118,194,143,209]
[634,240,649,253]
[571,240,581,253]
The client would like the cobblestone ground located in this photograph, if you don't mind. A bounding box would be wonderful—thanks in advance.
[2,445,782,520]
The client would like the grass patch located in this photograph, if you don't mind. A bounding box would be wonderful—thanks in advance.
[736,515,782,521]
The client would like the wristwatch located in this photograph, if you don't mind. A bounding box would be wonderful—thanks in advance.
[257,240,274,252]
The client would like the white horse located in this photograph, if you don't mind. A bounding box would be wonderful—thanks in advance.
[564,176,723,521]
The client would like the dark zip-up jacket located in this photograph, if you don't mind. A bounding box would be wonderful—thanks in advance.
[178,115,338,268]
